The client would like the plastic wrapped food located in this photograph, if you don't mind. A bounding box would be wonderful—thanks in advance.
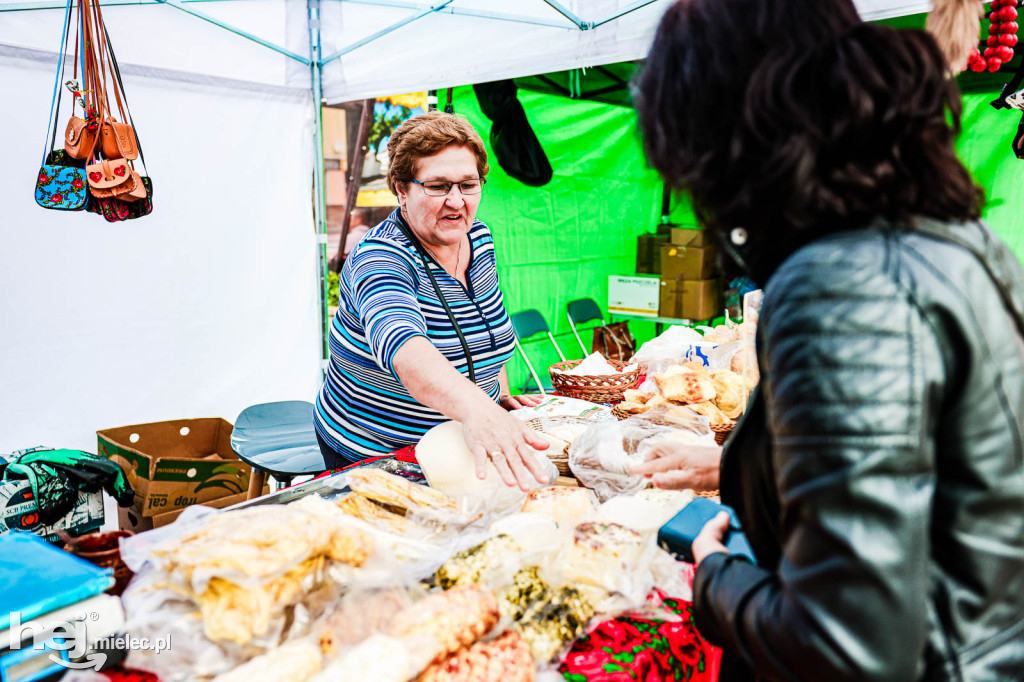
[564,522,646,593]
[432,535,522,590]
[334,492,412,534]
[497,567,550,622]
[416,630,535,682]
[513,587,594,663]
[211,640,322,682]
[569,411,714,502]
[388,585,501,662]
[519,487,596,530]
[345,467,457,513]
[310,634,416,682]
[148,502,370,644]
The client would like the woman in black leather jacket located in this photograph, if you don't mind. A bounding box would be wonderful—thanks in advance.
[634,1,1024,680]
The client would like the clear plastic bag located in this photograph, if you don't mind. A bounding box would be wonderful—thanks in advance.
[567,410,713,502]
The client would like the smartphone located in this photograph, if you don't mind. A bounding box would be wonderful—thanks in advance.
[657,496,757,565]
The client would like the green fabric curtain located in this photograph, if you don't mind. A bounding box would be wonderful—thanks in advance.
[455,73,1024,391]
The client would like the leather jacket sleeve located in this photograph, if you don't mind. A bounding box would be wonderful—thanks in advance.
[694,234,947,682]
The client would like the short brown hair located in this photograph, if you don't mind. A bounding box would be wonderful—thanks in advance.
[386,111,489,194]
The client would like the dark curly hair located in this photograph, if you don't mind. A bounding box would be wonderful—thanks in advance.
[635,0,984,282]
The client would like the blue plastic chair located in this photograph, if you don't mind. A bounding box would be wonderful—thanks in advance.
[566,297,606,357]
[231,400,326,499]
[510,309,566,395]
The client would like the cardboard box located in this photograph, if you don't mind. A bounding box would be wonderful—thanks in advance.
[636,234,670,274]
[116,490,258,533]
[661,243,720,281]
[670,228,710,247]
[0,454,104,542]
[608,275,660,317]
[660,278,723,321]
[97,418,252,518]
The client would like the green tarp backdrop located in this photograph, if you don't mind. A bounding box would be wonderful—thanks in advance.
[452,63,1024,392]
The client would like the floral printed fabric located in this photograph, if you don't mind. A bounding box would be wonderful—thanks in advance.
[35,164,88,210]
[560,590,721,682]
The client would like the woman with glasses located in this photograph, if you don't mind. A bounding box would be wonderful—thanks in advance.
[314,111,551,490]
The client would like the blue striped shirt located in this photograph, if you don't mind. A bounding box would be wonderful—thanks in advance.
[314,209,515,461]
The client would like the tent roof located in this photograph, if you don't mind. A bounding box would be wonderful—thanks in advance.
[0,0,931,103]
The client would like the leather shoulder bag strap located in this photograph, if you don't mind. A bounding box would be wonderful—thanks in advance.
[393,217,477,384]
[100,19,147,173]
[42,0,74,163]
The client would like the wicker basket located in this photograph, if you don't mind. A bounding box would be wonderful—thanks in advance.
[523,415,594,477]
[612,403,736,445]
[548,359,640,404]
[711,422,735,445]
[611,404,632,421]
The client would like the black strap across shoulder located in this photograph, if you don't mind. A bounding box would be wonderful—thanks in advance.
[394,216,477,384]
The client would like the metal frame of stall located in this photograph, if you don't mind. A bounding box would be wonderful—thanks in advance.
[0,0,930,374]
[0,0,663,375]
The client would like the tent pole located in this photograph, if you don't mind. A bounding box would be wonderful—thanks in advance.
[310,0,329,377]
[155,0,310,64]
[319,0,454,66]
[591,0,660,29]
[332,99,375,273]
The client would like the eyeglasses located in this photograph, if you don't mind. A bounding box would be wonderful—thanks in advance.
[409,177,486,196]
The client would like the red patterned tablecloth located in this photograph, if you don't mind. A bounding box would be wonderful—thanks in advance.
[560,588,720,682]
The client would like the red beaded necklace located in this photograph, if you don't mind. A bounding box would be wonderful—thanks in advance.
[967,0,1019,72]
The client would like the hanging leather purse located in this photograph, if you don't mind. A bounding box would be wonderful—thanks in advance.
[591,321,637,362]
[64,116,97,160]
[62,10,99,161]
[100,117,138,160]
[86,155,137,198]
[36,1,89,212]
[83,11,152,221]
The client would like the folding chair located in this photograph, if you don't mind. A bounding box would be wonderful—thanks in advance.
[509,309,566,395]
[231,400,326,500]
[566,297,607,357]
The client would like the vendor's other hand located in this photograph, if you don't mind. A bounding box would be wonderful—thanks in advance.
[693,511,730,566]
[462,406,551,490]
[499,393,543,410]
[629,442,721,492]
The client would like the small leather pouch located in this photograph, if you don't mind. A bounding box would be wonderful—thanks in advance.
[100,119,138,160]
[86,157,136,198]
[64,117,97,160]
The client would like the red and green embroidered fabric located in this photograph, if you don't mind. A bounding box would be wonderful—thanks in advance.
[560,590,721,682]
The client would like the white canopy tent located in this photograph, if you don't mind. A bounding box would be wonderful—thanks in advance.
[0,0,928,453]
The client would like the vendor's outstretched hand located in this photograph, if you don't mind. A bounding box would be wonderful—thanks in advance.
[629,442,722,492]
[462,405,551,490]
[499,393,544,410]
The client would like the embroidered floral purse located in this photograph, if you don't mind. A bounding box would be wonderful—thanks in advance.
[36,1,89,212]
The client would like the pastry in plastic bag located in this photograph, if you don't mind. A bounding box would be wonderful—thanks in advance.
[685,400,731,426]
[710,369,746,419]
[334,492,412,534]
[497,567,550,622]
[432,535,522,589]
[310,634,414,682]
[388,584,500,661]
[346,467,457,513]
[212,639,322,682]
[416,630,535,682]
[519,486,595,529]
[655,369,716,404]
[564,522,645,592]
[513,586,594,662]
